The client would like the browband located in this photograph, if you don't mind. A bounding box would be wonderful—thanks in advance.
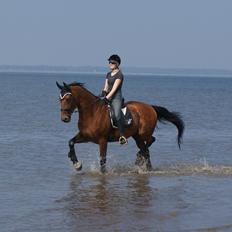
[60,92,72,100]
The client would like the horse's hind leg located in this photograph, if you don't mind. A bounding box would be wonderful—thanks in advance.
[99,139,108,173]
[134,136,155,168]
[133,136,152,171]
[146,136,156,148]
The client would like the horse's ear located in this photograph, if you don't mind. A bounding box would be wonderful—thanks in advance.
[56,81,63,90]
[63,82,70,91]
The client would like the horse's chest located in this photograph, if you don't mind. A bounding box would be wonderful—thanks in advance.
[78,119,98,137]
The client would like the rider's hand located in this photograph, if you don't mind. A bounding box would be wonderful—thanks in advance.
[104,97,110,104]
[98,90,107,98]
[99,96,110,105]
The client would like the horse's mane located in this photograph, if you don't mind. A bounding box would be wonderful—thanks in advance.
[69,82,85,87]
[68,82,97,98]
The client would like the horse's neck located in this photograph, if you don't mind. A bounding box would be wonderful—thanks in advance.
[73,87,97,113]
[72,87,108,131]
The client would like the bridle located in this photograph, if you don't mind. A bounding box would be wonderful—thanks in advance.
[60,92,72,100]
[59,92,78,114]
[59,91,100,114]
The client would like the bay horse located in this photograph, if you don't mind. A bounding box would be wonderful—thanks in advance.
[56,81,184,173]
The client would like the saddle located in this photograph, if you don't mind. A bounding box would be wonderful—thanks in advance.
[108,99,133,128]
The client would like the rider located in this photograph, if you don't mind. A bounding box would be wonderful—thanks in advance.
[99,54,128,145]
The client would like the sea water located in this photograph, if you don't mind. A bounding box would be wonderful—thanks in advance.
[0,72,232,232]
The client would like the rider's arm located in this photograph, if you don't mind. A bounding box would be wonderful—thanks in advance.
[103,79,109,92]
[106,79,122,99]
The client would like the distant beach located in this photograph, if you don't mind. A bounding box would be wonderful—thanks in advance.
[1,65,232,78]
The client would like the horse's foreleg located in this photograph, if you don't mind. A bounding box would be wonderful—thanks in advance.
[68,133,85,171]
[99,139,108,173]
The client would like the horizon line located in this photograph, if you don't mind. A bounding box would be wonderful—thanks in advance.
[0,64,232,72]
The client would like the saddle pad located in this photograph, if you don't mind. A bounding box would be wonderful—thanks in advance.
[108,105,133,128]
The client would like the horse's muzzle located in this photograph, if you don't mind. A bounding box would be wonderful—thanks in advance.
[62,115,71,123]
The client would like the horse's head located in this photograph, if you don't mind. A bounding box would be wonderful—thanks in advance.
[56,82,77,123]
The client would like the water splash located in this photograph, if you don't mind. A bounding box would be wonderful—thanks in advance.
[81,162,232,177]
[152,163,232,176]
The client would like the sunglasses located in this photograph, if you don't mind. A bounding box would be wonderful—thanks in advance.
[109,61,117,65]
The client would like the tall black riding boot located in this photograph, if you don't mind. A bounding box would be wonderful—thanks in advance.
[116,118,128,145]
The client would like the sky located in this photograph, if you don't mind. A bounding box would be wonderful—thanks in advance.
[0,0,232,69]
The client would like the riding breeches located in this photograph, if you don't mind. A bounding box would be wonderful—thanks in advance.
[111,97,124,135]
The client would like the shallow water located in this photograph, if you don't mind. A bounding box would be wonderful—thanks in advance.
[0,72,232,232]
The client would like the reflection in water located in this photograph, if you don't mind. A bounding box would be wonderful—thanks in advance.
[62,174,158,232]
[56,171,232,232]
[127,175,154,208]
[58,173,190,232]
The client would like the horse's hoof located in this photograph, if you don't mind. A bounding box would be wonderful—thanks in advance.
[135,158,144,166]
[135,153,145,166]
[100,164,106,174]
[146,161,153,171]
[73,161,82,171]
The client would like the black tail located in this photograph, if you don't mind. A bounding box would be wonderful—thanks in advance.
[152,105,185,149]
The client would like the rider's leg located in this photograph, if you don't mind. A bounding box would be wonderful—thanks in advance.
[112,98,127,145]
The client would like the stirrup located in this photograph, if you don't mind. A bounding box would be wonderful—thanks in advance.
[119,136,128,145]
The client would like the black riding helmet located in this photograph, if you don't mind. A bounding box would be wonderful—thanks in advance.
[108,54,121,66]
